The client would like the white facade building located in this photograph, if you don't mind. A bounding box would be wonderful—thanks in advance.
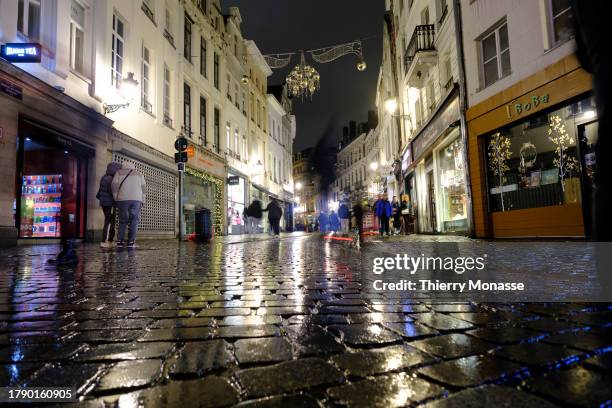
[0,0,289,243]
[386,0,469,234]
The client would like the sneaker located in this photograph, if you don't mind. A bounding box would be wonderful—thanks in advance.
[100,241,113,248]
[127,241,137,248]
[116,241,125,248]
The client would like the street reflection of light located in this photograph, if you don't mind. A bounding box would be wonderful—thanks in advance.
[391,387,410,406]
[11,348,24,362]
[383,354,404,371]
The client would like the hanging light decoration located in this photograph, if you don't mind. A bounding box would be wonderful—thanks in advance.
[286,51,320,100]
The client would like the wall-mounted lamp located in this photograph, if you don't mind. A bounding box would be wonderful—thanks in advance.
[103,72,139,115]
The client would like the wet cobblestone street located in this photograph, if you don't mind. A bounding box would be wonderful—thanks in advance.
[1,233,611,407]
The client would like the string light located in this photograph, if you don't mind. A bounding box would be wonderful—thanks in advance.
[185,166,224,236]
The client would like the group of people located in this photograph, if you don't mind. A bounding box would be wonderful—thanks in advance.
[373,194,413,236]
[98,161,146,248]
[50,161,145,264]
[242,199,283,236]
[317,202,361,233]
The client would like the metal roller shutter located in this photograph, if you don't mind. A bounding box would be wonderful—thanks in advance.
[113,153,176,233]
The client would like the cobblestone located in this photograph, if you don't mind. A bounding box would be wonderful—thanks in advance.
[0,235,610,406]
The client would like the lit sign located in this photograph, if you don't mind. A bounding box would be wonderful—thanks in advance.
[1,43,42,63]
[506,94,550,119]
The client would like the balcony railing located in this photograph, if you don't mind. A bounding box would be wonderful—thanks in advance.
[141,2,156,25]
[163,29,175,48]
[226,149,241,161]
[404,24,436,74]
[163,114,173,128]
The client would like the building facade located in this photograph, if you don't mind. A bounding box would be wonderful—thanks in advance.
[0,0,292,245]
[385,0,470,235]
[461,0,594,238]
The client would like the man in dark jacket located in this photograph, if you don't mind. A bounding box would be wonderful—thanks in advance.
[375,196,392,236]
[97,162,121,248]
[246,200,263,235]
[352,202,364,233]
[318,211,329,233]
[264,200,283,236]
[338,202,350,233]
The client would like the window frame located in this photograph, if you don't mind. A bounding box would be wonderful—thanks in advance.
[200,36,207,78]
[200,95,207,146]
[163,64,172,127]
[479,20,510,88]
[111,13,126,89]
[183,82,192,137]
[547,0,574,46]
[69,0,87,76]
[184,13,192,63]
[141,43,153,114]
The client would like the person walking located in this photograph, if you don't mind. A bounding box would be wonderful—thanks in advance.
[352,202,364,233]
[373,194,383,234]
[97,162,121,248]
[400,195,413,235]
[375,195,392,236]
[338,202,350,233]
[318,211,329,233]
[264,200,283,236]
[329,211,340,232]
[392,196,402,235]
[111,162,146,248]
[246,200,263,235]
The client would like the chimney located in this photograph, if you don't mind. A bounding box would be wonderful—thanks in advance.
[368,110,378,129]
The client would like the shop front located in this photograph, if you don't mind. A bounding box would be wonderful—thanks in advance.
[249,184,270,234]
[227,171,248,235]
[407,88,467,234]
[1,59,113,246]
[111,134,177,239]
[183,146,225,237]
[467,55,594,238]
[15,118,93,240]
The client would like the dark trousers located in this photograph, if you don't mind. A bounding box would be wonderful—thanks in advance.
[102,206,116,242]
[270,218,280,235]
[379,215,390,235]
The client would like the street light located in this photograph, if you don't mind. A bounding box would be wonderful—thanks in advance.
[295,182,303,191]
[384,97,412,118]
[103,72,139,114]
[369,161,379,171]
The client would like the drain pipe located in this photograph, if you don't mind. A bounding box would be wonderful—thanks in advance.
[452,0,475,238]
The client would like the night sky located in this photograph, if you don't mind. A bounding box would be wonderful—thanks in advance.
[222,0,385,152]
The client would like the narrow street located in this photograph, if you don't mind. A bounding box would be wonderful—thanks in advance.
[1,234,610,407]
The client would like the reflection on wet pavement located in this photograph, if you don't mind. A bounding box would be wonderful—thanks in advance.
[0,234,611,406]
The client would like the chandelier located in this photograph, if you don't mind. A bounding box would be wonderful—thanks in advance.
[286,51,320,100]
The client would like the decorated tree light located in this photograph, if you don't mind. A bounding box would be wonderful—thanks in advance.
[488,132,512,211]
[548,114,580,192]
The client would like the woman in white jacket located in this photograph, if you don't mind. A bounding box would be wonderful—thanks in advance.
[111,162,146,248]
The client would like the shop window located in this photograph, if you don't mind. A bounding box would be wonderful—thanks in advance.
[111,13,125,88]
[436,135,467,232]
[70,1,86,76]
[227,174,246,234]
[17,0,41,41]
[17,121,91,239]
[485,97,595,213]
[479,20,510,88]
[548,0,574,45]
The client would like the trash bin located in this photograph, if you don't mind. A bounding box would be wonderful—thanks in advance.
[194,208,213,242]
